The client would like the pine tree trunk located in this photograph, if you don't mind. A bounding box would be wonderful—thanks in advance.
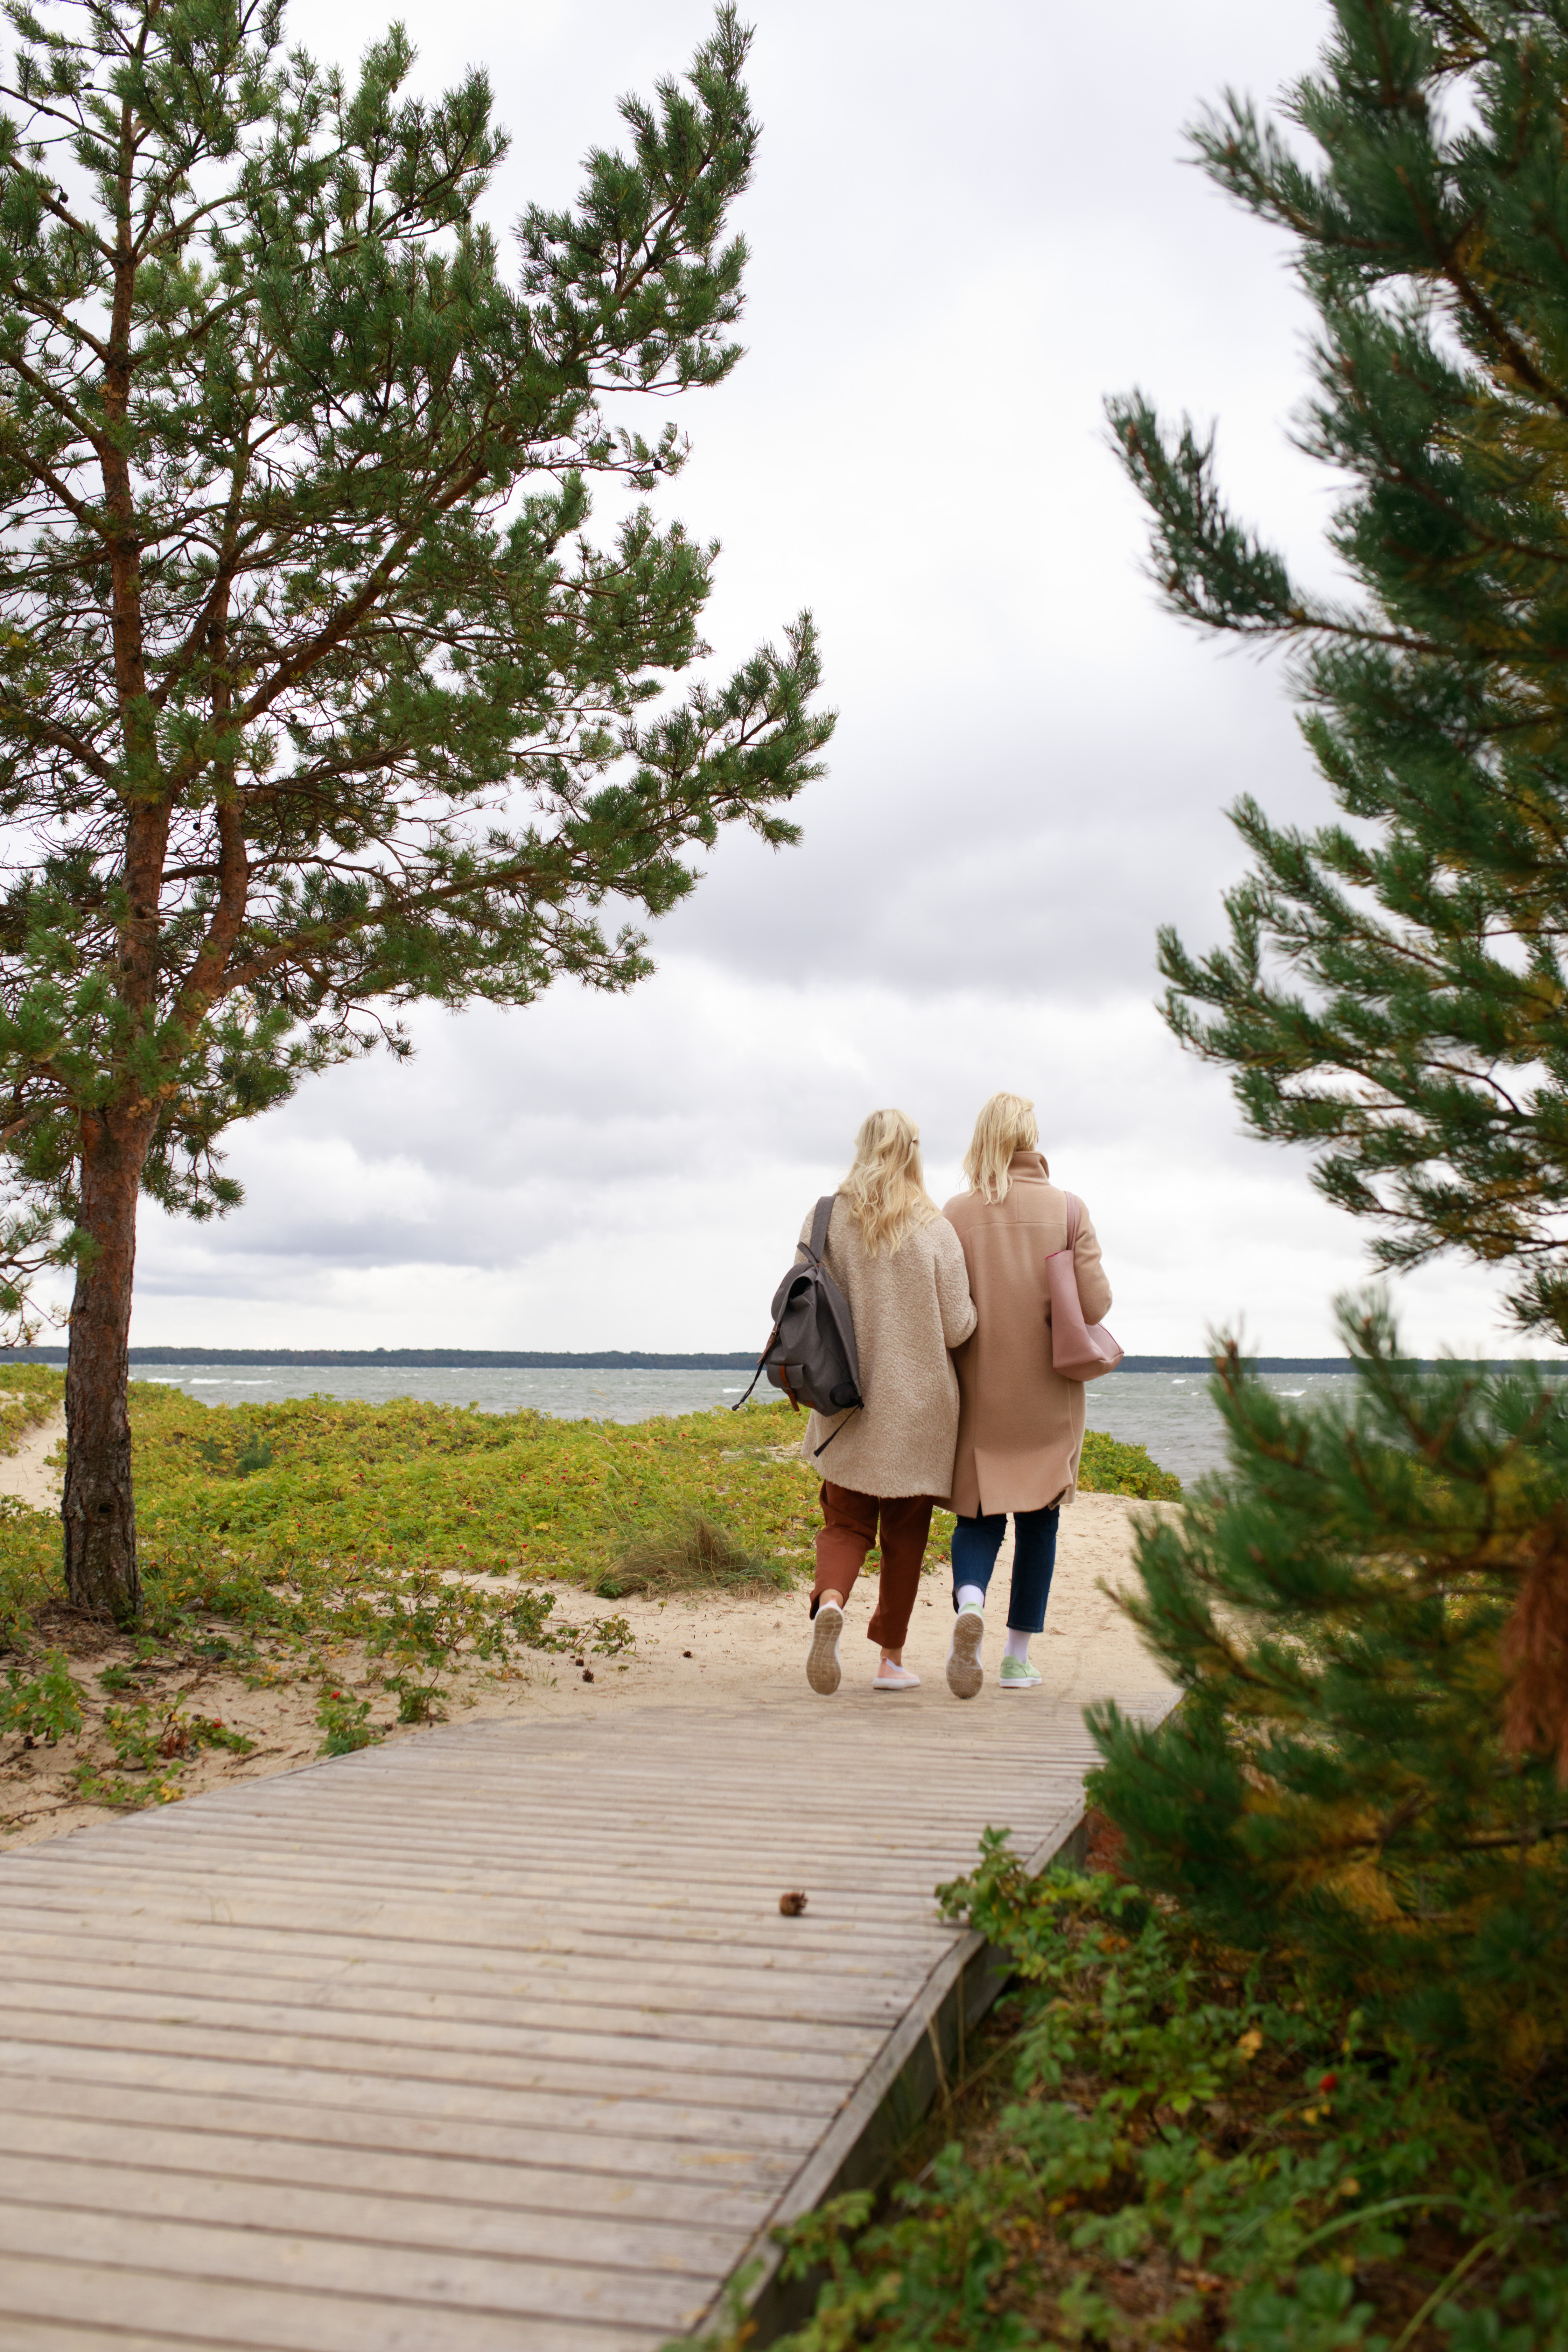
[63,1106,155,1624]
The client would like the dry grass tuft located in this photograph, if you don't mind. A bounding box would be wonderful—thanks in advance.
[602,1511,793,1600]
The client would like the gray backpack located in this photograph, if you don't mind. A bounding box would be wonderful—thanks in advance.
[732,1195,863,1452]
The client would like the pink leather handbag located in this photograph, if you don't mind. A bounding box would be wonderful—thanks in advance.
[1046,1193,1123,1381]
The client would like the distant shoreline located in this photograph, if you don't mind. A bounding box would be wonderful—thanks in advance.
[0,1346,1558,1375]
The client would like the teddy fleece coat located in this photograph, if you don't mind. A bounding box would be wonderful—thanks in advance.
[795,1200,977,1498]
[942,1153,1112,1516]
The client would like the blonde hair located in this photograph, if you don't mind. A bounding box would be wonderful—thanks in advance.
[838,1108,937,1256]
[963,1092,1042,1205]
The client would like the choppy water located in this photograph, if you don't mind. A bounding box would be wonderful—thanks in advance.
[1084,1370,1357,1482]
[128,1362,1367,1485]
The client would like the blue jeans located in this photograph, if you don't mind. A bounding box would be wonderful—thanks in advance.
[951,1506,1059,1633]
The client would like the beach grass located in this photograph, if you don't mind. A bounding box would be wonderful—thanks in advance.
[0,1373,1178,1653]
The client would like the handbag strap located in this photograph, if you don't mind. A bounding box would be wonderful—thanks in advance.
[1062,1191,1080,1251]
[806,1193,835,1264]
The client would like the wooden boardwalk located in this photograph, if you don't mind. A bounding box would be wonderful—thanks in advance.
[0,1675,1169,2350]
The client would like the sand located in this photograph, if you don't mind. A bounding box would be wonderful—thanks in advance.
[2,1406,65,1511]
[0,1415,1174,1849]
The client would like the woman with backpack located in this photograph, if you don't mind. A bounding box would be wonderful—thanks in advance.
[940,1092,1112,1697]
[801,1108,977,1696]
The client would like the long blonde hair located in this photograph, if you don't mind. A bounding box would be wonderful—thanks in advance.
[839,1108,937,1256]
[963,1092,1042,1205]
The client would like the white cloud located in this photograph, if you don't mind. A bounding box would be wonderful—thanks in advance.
[128,960,1528,1358]
[104,0,1540,1362]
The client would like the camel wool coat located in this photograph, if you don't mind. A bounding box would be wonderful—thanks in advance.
[795,1200,977,1497]
[942,1153,1112,1517]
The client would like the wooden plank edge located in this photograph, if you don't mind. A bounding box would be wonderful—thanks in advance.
[699,1800,1090,2346]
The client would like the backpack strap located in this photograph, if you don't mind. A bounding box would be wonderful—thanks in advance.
[728,1337,776,1412]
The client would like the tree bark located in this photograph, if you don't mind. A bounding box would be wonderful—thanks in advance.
[63,1104,156,1624]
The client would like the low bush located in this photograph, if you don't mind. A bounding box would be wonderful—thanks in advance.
[696,1839,1568,2351]
[1,1648,83,1744]
[126,1389,819,1604]
[315,1687,383,1757]
[70,1696,254,1808]
[0,1381,1177,1658]
[1079,1427,1181,1503]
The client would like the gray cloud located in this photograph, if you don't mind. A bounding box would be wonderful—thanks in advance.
[107,0,1535,1364]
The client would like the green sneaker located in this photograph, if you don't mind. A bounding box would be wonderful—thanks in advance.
[999,1654,1042,1690]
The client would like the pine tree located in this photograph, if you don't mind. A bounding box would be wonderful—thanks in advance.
[1090,1302,1568,2061]
[1107,0,1568,1346]
[1092,0,1568,2049]
[0,0,832,1620]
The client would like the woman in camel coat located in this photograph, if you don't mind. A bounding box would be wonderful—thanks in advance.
[799,1107,976,1697]
[940,1092,1111,1698]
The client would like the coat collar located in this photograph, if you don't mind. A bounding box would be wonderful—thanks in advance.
[1008,1149,1050,1181]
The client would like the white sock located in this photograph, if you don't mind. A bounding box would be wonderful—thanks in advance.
[1003,1629,1032,1664]
[955,1585,986,1613]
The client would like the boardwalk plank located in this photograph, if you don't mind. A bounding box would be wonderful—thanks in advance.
[0,1985,869,2094]
[0,1688,1170,2346]
[0,1921,911,2026]
[0,2154,747,2282]
[0,2252,664,2350]
[0,2077,793,2211]
[0,2185,720,2327]
[0,2110,773,2234]
[0,1947,887,2058]
[0,2036,834,2151]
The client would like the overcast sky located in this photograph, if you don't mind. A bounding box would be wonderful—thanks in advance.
[118,0,1536,1358]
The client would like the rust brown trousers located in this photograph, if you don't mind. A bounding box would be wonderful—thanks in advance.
[809,1481,936,1651]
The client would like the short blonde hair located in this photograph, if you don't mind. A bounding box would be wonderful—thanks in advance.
[962,1092,1041,1205]
[839,1108,937,1257]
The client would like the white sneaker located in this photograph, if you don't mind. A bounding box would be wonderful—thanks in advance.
[807,1602,843,1695]
[873,1662,920,1690]
[946,1605,984,1700]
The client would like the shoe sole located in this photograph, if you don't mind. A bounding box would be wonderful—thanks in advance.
[873,1679,919,1692]
[1000,1675,1042,1692]
[807,1609,842,1695]
[946,1612,983,1700]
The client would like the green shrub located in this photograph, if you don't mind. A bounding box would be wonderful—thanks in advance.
[127,1389,819,1601]
[0,1495,63,1652]
[315,1687,383,1757]
[689,1840,1568,2352]
[1,1648,82,1743]
[71,1697,251,1806]
[502,1585,587,1653]
[1079,1426,1182,1501]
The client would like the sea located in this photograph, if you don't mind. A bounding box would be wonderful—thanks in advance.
[123,1362,1367,1486]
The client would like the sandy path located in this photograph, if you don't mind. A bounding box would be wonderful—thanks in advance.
[0,1407,63,1511]
[581,1490,1174,1711]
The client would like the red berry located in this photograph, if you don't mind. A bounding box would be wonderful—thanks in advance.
[1318,2072,1338,2094]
